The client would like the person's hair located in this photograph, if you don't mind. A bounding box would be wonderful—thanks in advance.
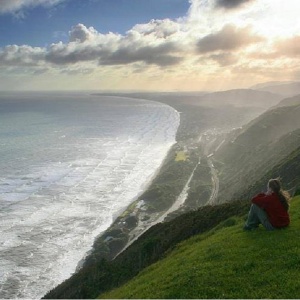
[268,178,290,211]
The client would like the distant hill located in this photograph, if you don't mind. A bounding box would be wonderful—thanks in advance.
[274,94,300,108]
[96,89,283,109]
[251,81,300,97]
[94,90,284,142]
[250,81,296,89]
[191,89,283,109]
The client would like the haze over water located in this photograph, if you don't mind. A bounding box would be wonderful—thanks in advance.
[0,93,179,299]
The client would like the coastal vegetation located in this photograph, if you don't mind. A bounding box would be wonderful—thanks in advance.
[175,150,188,161]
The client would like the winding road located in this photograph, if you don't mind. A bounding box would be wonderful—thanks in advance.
[206,159,219,205]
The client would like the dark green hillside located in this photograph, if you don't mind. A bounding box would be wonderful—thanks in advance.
[101,196,300,299]
[237,143,300,201]
[275,94,300,108]
[217,128,300,201]
[43,200,250,299]
[215,101,300,202]
[217,104,300,158]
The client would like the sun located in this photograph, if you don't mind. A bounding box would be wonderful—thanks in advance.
[253,0,300,39]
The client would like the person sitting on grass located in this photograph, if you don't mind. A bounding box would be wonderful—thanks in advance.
[244,178,290,231]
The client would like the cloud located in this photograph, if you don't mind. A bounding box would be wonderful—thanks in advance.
[69,23,99,43]
[275,36,300,57]
[45,41,101,65]
[46,23,183,67]
[0,23,183,68]
[1,1,299,91]
[98,42,182,67]
[0,44,45,66]
[132,19,181,38]
[0,0,66,14]
[196,24,264,53]
[214,0,256,10]
[208,52,238,66]
[33,67,49,75]
[187,0,214,23]
[248,35,300,60]
[60,68,94,75]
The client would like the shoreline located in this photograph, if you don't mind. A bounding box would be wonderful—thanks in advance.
[111,139,177,222]
[42,90,288,299]
[76,94,226,272]
[76,95,206,267]
[79,141,188,267]
[77,94,221,267]
[75,142,177,270]
[76,96,182,267]
[45,92,222,297]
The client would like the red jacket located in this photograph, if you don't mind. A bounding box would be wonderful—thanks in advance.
[252,192,290,228]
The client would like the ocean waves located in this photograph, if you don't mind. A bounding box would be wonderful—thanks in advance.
[0,94,179,299]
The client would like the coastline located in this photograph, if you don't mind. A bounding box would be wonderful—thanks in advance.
[76,93,220,268]
[77,105,217,268]
[79,140,186,267]
[76,97,182,268]
[45,92,221,297]
[75,142,177,270]
[42,90,291,299]
[111,139,177,222]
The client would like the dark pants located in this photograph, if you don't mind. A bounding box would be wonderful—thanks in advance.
[245,204,274,231]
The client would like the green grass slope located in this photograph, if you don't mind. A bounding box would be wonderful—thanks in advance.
[214,101,300,202]
[44,201,250,299]
[236,144,300,201]
[100,196,300,299]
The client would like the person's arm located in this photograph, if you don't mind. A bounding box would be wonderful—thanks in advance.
[251,193,271,209]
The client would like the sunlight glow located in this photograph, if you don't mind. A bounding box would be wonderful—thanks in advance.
[253,0,300,38]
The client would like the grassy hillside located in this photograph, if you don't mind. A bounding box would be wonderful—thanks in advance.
[100,196,300,299]
[43,200,250,299]
[234,144,300,201]
[275,94,300,108]
[214,100,300,202]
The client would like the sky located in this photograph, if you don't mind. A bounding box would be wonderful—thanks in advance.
[0,0,300,91]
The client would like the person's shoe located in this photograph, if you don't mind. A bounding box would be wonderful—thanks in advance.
[243,224,257,231]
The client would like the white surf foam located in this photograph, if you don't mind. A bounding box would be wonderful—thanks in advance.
[0,94,179,299]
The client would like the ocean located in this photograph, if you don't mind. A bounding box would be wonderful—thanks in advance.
[0,92,180,299]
